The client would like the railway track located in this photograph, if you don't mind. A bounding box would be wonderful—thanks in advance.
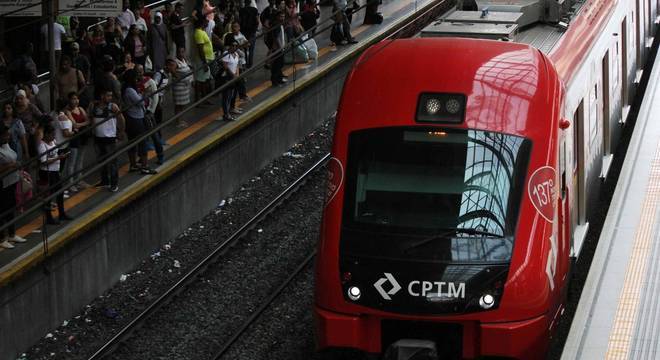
[87,153,330,360]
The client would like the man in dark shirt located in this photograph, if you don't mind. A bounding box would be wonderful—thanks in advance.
[7,43,38,86]
[239,0,259,68]
[169,3,187,51]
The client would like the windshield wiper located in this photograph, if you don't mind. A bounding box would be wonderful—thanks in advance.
[403,228,503,254]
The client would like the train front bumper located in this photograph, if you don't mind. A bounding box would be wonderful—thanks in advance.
[314,306,549,359]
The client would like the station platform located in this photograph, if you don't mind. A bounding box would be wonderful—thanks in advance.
[0,1,454,359]
[561,40,660,359]
[0,0,442,284]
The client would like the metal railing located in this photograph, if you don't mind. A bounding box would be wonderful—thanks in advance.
[0,0,387,236]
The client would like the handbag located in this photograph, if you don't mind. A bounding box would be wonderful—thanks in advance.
[19,170,33,193]
[144,111,156,130]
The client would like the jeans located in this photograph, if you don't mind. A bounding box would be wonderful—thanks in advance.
[39,170,65,219]
[246,36,257,68]
[95,137,118,187]
[66,146,86,185]
[222,83,237,119]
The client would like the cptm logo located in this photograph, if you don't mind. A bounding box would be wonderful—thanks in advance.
[374,273,402,300]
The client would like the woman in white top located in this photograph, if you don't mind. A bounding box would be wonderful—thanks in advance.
[39,124,72,225]
[0,125,27,249]
[220,35,241,122]
[53,107,74,195]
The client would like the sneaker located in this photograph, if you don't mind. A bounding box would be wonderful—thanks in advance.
[230,108,243,115]
[348,39,358,44]
[224,115,237,121]
[140,167,157,175]
[176,121,189,128]
[129,165,141,172]
[77,181,92,189]
[109,185,119,192]
[0,240,15,249]
[69,185,79,193]
[10,235,27,243]
[240,96,252,103]
[95,182,109,188]
[63,191,70,199]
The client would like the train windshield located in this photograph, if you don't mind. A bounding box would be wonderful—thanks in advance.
[341,127,531,262]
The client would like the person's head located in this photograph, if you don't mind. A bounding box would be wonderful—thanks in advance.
[164,3,172,13]
[102,55,115,72]
[175,2,183,13]
[0,124,9,145]
[60,56,72,72]
[231,21,241,34]
[76,27,87,39]
[268,0,276,6]
[276,10,286,24]
[154,12,163,24]
[124,52,133,64]
[106,16,115,27]
[195,16,208,29]
[99,89,113,104]
[176,47,186,59]
[43,124,55,142]
[122,0,129,10]
[14,89,28,107]
[123,68,138,89]
[306,0,315,5]
[137,0,144,10]
[135,64,144,80]
[3,101,14,119]
[68,92,79,108]
[165,57,177,74]
[71,42,80,55]
[129,24,140,36]
[224,34,238,52]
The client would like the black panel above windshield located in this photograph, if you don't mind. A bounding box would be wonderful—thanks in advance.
[340,127,531,263]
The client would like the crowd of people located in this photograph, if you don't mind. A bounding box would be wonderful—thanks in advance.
[0,0,372,250]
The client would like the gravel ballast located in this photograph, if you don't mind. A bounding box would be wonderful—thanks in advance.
[21,117,334,360]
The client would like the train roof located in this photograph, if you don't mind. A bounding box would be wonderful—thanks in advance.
[339,37,559,140]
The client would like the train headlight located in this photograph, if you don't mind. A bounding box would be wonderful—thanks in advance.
[348,286,361,301]
[425,98,441,115]
[416,93,466,123]
[445,98,461,114]
[479,294,495,309]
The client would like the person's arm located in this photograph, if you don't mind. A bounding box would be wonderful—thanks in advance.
[78,108,90,127]
[62,120,74,138]
[20,134,29,160]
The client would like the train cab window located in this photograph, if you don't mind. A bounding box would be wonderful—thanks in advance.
[340,127,532,262]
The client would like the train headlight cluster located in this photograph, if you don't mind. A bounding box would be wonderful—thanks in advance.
[416,93,466,123]
[348,286,361,301]
[479,294,495,309]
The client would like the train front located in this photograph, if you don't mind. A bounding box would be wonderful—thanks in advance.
[314,38,567,359]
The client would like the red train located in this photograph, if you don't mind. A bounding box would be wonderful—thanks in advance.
[314,0,657,358]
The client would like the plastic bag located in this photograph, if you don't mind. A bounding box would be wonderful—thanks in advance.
[285,41,310,64]
[302,35,318,60]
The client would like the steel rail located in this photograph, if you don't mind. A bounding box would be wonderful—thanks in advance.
[210,250,316,360]
[86,152,330,359]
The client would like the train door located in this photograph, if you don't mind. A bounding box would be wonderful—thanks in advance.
[621,17,630,120]
[602,51,611,158]
[569,99,587,257]
[558,137,570,282]
[636,0,642,71]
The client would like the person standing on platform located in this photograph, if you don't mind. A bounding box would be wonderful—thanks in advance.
[170,51,193,128]
[193,17,215,101]
[38,124,72,225]
[90,89,124,192]
[270,11,288,87]
[169,3,188,52]
[0,125,27,249]
[40,21,67,70]
[122,69,157,175]
[239,0,259,69]
[149,12,169,72]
